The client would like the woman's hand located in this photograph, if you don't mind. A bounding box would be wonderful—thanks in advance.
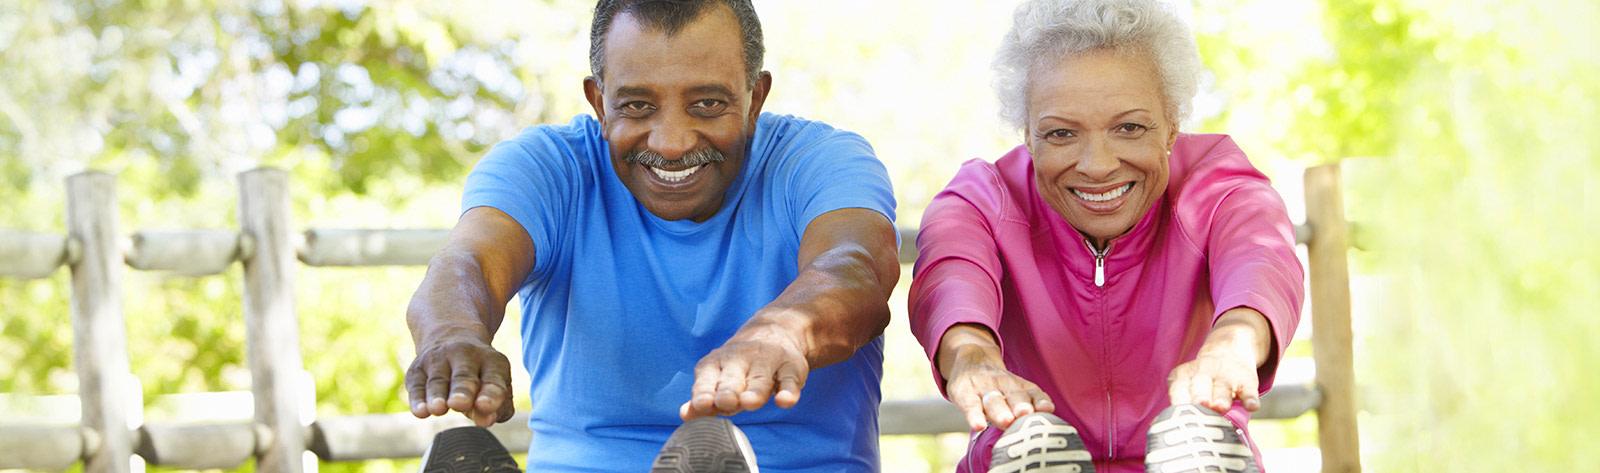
[938,324,1054,431]
[1167,308,1273,413]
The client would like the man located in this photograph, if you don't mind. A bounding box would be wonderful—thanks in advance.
[403,0,900,471]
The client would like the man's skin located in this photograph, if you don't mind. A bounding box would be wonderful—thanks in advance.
[404,4,900,428]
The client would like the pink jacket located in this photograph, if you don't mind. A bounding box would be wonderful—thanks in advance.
[909,134,1304,472]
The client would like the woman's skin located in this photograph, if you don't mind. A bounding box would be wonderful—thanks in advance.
[936,49,1273,431]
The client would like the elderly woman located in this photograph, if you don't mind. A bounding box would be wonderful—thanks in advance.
[908,0,1304,472]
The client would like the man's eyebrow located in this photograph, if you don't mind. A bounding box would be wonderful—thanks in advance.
[613,85,654,98]
[687,84,736,97]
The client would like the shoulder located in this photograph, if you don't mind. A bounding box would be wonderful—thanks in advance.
[752,113,874,161]
[930,146,1034,222]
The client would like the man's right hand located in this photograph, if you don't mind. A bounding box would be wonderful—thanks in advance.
[406,336,515,427]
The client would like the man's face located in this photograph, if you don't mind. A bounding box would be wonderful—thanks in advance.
[584,5,770,223]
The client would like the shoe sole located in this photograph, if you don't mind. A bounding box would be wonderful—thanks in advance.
[1144,404,1259,473]
[419,426,521,473]
[989,412,1095,473]
[650,417,759,473]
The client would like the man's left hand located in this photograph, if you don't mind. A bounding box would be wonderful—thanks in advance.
[680,322,810,420]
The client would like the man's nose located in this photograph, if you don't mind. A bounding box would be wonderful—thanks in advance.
[647,113,696,160]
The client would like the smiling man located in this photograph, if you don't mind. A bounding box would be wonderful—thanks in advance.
[402,1,899,472]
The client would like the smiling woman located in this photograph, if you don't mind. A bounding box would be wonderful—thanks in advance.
[906,0,1305,472]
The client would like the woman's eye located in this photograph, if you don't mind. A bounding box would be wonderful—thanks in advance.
[1048,129,1073,139]
[1115,123,1148,135]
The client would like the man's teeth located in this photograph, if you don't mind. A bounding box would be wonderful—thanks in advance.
[650,164,703,182]
[1072,183,1133,202]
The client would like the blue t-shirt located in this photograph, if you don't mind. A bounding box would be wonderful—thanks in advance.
[461,113,896,472]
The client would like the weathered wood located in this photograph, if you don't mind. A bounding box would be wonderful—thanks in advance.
[1305,163,1361,473]
[124,230,243,275]
[66,172,134,473]
[308,412,527,461]
[298,228,449,266]
[0,424,83,471]
[0,230,73,279]
[238,168,307,473]
[879,397,971,435]
[134,422,258,470]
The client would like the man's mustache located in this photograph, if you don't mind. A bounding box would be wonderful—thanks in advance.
[622,147,726,168]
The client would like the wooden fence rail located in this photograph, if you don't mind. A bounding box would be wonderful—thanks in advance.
[0,165,1358,472]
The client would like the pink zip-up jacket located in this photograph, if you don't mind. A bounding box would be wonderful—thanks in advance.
[909,134,1304,472]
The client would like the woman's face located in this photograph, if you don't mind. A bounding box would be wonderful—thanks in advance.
[1026,50,1178,245]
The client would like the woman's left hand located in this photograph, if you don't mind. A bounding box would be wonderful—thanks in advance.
[1167,308,1272,413]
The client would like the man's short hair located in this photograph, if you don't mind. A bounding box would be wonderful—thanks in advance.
[589,0,765,89]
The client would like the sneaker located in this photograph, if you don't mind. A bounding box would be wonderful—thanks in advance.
[988,412,1095,473]
[1144,404,1259,473]
[650,417,759,473]
[419,426,522,473]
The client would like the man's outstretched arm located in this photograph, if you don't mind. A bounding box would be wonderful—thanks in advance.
[681,207,900,420]
[406,207,534,426]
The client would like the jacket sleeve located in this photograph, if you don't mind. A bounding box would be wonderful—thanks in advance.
[908,159,1010,398]
[1174,136,1306,393]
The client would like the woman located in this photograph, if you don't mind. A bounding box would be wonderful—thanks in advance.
[908,0,1304,472]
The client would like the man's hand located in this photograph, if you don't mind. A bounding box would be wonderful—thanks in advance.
[406,335,516,427]
[938,324,1051,431]
[404,207,532,427]
[1167,308,1272,414]
[680,322,810,420]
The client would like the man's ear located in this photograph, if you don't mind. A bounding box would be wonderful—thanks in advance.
[584,76,606,127]
[745,71,773,131]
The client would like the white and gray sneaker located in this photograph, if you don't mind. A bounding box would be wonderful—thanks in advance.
[1144,404,1260,473]
[650,417,759,473]
[988,412,1095,473]
[418,426,521,473]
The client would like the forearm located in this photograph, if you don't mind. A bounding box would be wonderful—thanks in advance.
[742,242,897,368]
[1200,307,1272,367]
[407,248,507,347]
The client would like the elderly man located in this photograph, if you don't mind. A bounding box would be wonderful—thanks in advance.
[402,0,899,472]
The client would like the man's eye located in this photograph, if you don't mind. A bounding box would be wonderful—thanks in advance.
[622,102,653,111]
[691,99,727,112]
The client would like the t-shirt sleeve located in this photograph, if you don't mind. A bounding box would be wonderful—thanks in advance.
[777,127,897,234]
[1173,136,1306,392]
[460,124,588,276]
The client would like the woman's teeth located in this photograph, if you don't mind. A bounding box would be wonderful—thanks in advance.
[1072,183,1133,202]
[650,164,703,183]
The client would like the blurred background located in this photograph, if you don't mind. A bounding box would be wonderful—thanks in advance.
[1,0,1596,471]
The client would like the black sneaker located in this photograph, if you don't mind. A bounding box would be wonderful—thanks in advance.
[988,412,1095,473]
[650,417,759,473]
[419,426,522,473]
[1144,404,1259,473]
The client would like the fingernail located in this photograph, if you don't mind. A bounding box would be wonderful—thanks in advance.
[450,392,467,399]
[413,402,425,411]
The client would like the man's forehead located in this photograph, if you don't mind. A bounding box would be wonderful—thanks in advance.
[599,6,747,90]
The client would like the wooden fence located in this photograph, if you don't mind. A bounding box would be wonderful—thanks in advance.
[0,165,1360,472]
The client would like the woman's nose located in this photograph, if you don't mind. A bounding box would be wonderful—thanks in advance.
[1075,138,1118,180]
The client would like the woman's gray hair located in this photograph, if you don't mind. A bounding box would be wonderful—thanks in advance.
[993,0,1202,132]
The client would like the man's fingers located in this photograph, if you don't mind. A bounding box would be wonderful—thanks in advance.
[772,360,806,409]
[424,360,453,416]
[405,362,429,418]
[447,357,483,414]
[475,355,511,421]
[740,358,776,411]
[712,358,750,412]
[690,360,723,413]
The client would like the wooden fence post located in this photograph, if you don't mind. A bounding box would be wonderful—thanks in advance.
[66,172,133,473]
[1305,163,1361,472]
[239,168,307,473]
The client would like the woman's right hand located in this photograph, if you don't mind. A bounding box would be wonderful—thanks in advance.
[938,324,1054,431]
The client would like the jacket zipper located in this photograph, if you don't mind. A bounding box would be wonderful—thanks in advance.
[1083,239,1115,459]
